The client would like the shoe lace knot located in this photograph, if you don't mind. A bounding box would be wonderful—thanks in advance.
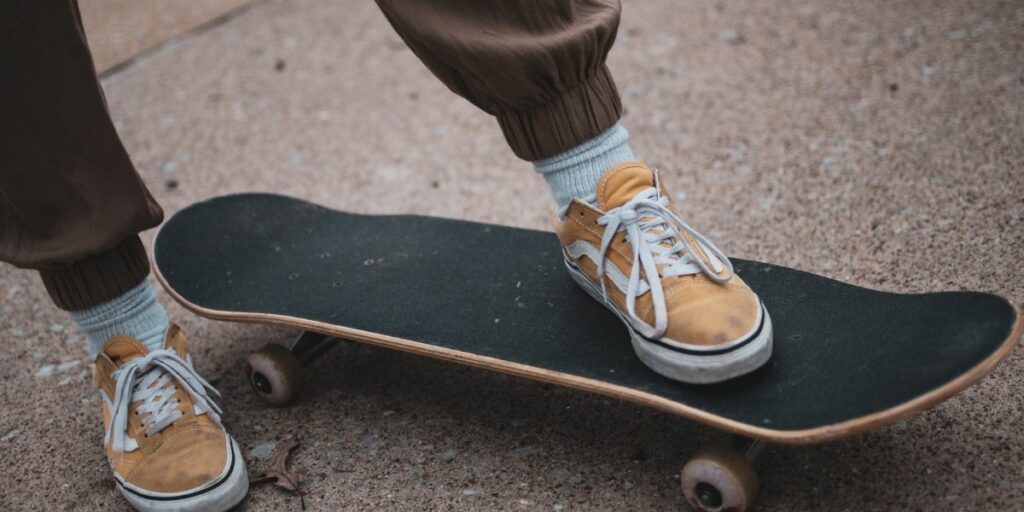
[106,349,221,453]
[594,187,734,339]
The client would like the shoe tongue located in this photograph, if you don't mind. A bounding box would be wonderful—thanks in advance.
[100,325,188,367]
[596,162,656,211]
[162,324,189,359]
[102,337,150,367]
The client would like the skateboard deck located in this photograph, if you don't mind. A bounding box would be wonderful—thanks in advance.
[153,193,1021,444]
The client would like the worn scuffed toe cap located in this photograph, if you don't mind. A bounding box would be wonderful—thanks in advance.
[124,425,229,494]
[659,276,762,348]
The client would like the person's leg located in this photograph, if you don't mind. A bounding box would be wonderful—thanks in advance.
[1,0,167,349]
[0,2,247,509]
[374,0,635,214]
[374,0,773,383]
[533,122,635,217]
[375,0,623,161]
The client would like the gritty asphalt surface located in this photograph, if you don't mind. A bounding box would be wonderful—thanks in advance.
[1,0,1022,510]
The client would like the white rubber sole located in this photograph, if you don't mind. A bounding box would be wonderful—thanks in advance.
[117,436,248,512]
[566,260,773,384]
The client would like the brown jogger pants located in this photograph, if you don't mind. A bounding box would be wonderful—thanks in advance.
[0,0,623,310]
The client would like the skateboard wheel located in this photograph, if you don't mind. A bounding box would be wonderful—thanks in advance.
[680,446,759,512]
[245,344,303,406]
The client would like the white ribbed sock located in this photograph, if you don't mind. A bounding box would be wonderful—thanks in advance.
[532,123,635,217]
[69,280,170,355]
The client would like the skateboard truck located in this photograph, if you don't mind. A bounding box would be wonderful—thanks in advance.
[246,330,768,512]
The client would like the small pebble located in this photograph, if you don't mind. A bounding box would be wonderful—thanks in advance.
[57,360,80,372]
[359,433,380,450]
[250,441,277,460]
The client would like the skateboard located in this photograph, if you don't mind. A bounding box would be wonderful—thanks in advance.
[153,193,1022,512]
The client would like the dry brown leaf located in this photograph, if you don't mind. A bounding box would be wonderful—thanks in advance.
[251,437,304,509]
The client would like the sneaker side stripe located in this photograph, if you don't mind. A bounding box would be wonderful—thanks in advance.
[567,257,767,357]
[565,241,650,295]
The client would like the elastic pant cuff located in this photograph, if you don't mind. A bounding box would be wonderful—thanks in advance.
[38,236,150,311]
[497,65,623,161]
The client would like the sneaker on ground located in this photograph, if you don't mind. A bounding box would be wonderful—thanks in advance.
[94,324,248,511]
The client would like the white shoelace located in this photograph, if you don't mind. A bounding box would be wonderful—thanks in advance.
[593,187,734,340]
[106,349,222,453]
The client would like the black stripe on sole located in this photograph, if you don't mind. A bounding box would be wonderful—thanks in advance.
[638,303,766,356]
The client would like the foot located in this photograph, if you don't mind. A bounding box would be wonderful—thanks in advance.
[93,324,248,511]
[555,162,773,383]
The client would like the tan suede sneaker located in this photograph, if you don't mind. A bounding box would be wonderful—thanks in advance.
[94,324,248,511]
[555,161,773,383]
